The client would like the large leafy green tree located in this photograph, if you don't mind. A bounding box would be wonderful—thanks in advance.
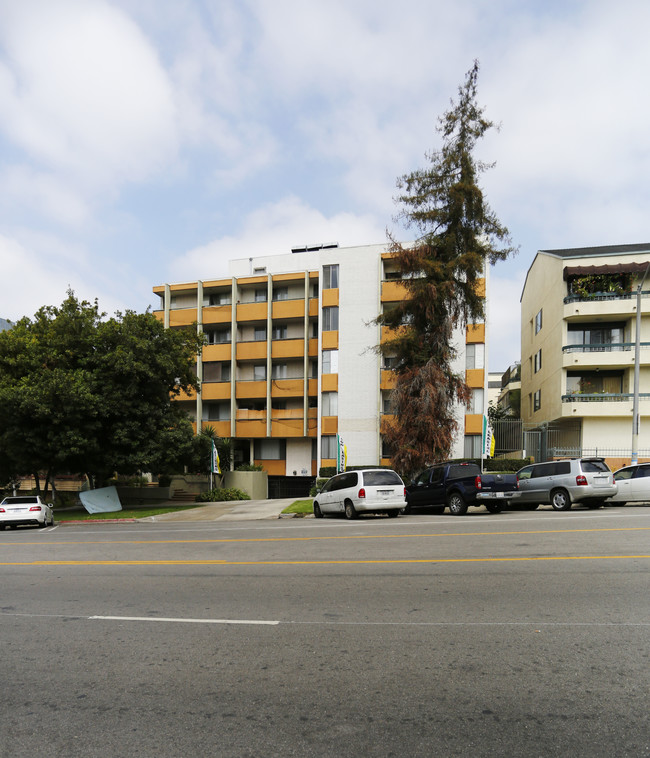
[0,292,203,494]
[379,61,516,476]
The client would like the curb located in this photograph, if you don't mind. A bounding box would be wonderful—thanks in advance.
[57,519,138,525]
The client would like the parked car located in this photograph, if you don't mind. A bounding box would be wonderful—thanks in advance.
[607,463,650,505]
[404,462,519,515]
[313,469,406,519]
[0,496,55,529]
[515,458,617,511]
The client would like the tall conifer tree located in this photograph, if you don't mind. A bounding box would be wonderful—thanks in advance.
[379,61,516,475]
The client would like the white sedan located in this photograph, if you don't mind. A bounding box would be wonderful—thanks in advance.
[0,496,55,529]
[608,464,650,505]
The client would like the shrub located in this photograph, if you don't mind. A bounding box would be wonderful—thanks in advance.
[235,463,264,472]
[195,487,251,503]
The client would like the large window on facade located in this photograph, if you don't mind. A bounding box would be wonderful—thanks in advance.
[254,326,267,341]
[203,401,230,421]
[322,349,339,374]
[321,392,338,416]
[469,388,484,414]
[464,435,482,457]
[253,364,267,381]
[465,343,485,370]
[271,363,287,379]
[566,371,623,396]
[205,292,231,306]
[533,389,541,412]
[567,322,625,350]
[254,288,267,302]
[322,306,339,331]
[254,439,286,459]
[534,349,542,373]
[205,327,231,344]
[273,286,289,301]
[322,264,339,289]
[535,309,543,334]
[272,324,288,340]
[203,362,230,382]
[321,436,338,459]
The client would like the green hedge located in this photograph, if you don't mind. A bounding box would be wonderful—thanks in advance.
[195,487,251,503]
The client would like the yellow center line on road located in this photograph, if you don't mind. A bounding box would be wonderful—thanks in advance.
[1,525,649,549]
[1,554,649,567]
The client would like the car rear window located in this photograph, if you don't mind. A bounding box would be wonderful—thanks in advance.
[363,471,402,486]
[581,459,610,473]
[3,496,38,504]
[448,464,480,480]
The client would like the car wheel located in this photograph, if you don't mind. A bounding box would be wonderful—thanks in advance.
[313,502,323,519]
[447,492,468,516]
[387,509,399,518]
[485,502,502,514]
[550,488,571,511]
[38,519,46,528]
[344,500,358,520]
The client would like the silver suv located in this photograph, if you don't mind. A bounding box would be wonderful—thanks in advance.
[516,458,617,511]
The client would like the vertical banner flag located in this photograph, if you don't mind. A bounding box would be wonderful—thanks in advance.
[337,434,347,473]
[482,416,495,458]
[211,439,221,474]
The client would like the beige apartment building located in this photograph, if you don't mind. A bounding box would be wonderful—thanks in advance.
[521,243,650,466]
[153,242,488,479]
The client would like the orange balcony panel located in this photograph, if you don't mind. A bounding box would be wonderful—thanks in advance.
[321,416,338,435]
[380,458,392,467]
[236,409,266,420]
[153,285,165,295]
[271,379,304,397]
[308,298,318,317]
[466,323,485,344]
[272,299,305,319]
[255,459,285,475]
[236,419,267,437]
[236,341,268,361]
[169,309,197,326]
[273,272,306,283]
[308,338,318,356]
[465,414,483,434]
[271,338,305,359]
[308,378,318,396]
[381,280,408,302]
[380,415,397,435]
[475,277,486,298]
[153,310,164,323]
[237,302,268,322]
[466,368,485,389]
[203,278,231,288]
[380,370,397,389]
[381,252,397,260]
[190,421,197,435]
[271,408,304,421]
[271,418,305,437]
[321,458,336,469]
[202,382,232,400]
[201,420,230,438]
[321,374,338,392]
[203,344,231,361]
[380,325,408,344]
[203,306,232,324]
[322,331,338,349]
[178,387,197,401]
[170,283,197,293]
[322,289,339,307]
[308,408,317,419]
[236,380,267,399]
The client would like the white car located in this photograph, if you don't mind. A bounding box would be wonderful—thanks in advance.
[0,496,55,529]
[608,464,650,505]
[313,469,406,519]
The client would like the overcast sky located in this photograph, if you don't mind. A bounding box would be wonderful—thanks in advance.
[1,0,649,371]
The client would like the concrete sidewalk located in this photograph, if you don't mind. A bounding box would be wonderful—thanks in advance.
[141,498,301,522]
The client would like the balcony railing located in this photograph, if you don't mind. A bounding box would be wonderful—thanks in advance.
[562,393,650,403]
[562,342,650,353]
[563,289,650,304]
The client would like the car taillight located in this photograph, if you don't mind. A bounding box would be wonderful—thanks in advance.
[358,488,366,499]
[0,507,4,513]
[475,476,482,490]
[404,487,407,497]
[576,475,588,486]
[29,506,42,511]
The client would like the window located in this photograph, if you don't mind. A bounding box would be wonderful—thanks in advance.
[203,362,230,382]
[383,356,399,370]
[322,306,339,331]
[381,436,394,458]
[469,388,484,414]
[311,283,319,298]
[253,267,267,274]
[321,436,338,458]
[254,439,286,459]
[534,349,542,373]
[566,371,623,395]
[254,326,267,341]
[273,286,289,301]
[382,392,392,414]
[322,392,338,416]
[535,309,543,334]
[206,327,231,344]
[533,389,541,412]
[205,292,231,306]
[323,264,339,289]
[567,322,625,351]
[464,435,482,457]
[254,288,267,302]
[466,343,485,370]
[203,402,230,421]
[272,324,287,340]
[253,364,267,381]
[271,363,287,379]
[322,349,339,374]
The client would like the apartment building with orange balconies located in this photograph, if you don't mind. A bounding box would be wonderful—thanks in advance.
[153,242,488,477]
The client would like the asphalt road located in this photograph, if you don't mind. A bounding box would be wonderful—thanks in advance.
[1,506,649,757]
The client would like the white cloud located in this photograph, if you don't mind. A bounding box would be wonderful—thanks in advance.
[169,196,386,282]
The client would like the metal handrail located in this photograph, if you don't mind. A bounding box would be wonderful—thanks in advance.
[562,393,650,402]
[562,342,650,352]
[563,289,650,304]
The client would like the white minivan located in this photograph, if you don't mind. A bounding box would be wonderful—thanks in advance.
[313,469,406,519]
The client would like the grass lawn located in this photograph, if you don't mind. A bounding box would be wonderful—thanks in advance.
[281,499,314,515]
[54,505,206,521]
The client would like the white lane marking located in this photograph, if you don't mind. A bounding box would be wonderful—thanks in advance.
[88,615,279,625]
